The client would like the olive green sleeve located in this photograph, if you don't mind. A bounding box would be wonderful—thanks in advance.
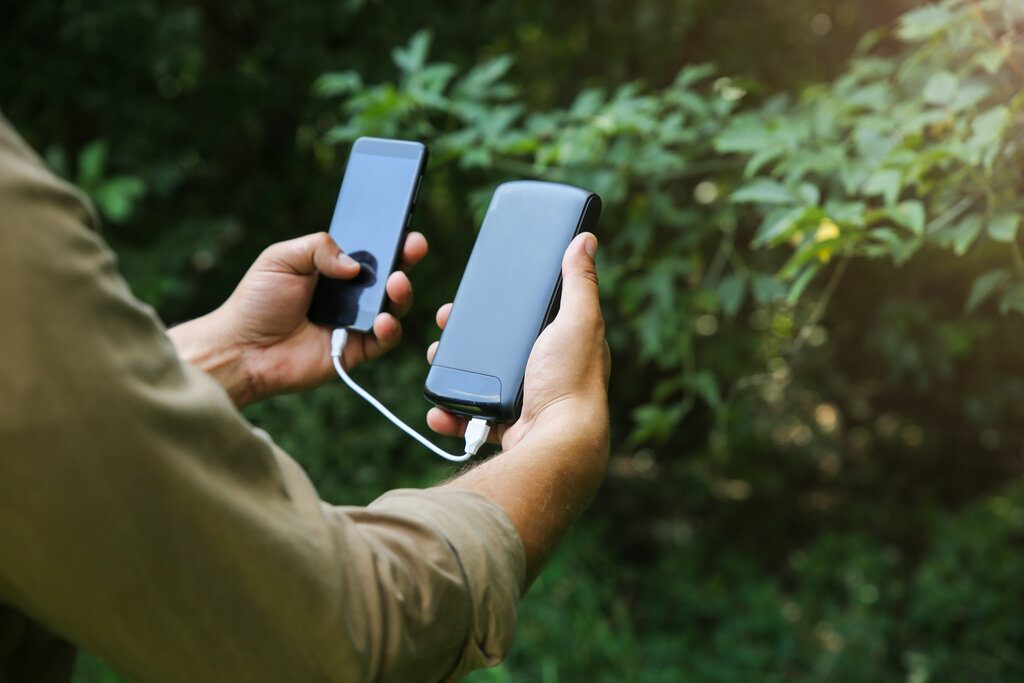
[0,114,525,683]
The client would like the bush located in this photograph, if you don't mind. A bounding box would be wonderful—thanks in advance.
[2,0,1022,681]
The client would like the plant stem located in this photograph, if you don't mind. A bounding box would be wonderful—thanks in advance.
[789,255,850,362]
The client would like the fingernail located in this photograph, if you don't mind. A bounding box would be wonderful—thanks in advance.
[584,234,598,258]
[338,252,359,268]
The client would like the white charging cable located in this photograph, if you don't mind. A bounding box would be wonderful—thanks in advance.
[330,328,490,462]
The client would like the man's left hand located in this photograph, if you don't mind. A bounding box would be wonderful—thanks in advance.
[168,231,428,407]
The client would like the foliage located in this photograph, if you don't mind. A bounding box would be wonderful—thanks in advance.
[2,0,1022,681]
[718,0,1024,314]
[312,0,1024,457]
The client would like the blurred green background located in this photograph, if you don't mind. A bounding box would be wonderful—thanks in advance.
[3,0,1024,680]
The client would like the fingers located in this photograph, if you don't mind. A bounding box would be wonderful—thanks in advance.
[261,230,425,291]
[427,406,505,445]
[259,230,426,280]
[385,271,413,317]
[558,232,603,329]
[427,407,467,438]
[436,302,453,329]
[425,302,452,363]
[345,313,402,369]
[365,312,403,350]
[399,231,429,270]
[378,233,428,317]
[260,232,360,279]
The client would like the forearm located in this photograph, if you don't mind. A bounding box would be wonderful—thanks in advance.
[167,311,257,408]
[441,404,609,584]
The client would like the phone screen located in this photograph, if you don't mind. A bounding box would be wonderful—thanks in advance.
[308,138,426,331]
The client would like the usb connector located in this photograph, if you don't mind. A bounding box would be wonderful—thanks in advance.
[463,418,491,457]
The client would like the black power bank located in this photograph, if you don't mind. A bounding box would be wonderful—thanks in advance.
[423,181,602,422]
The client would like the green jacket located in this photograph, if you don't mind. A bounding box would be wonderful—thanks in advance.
[0,114,524,683]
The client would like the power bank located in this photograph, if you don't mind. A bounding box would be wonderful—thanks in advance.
[423,180,602,422]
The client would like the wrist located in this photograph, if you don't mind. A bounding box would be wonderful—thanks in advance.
[445,404,609,585]
[523,399,610,463]
[167,309,259,408]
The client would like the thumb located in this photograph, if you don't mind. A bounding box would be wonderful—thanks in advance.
[261,232,360,279]
[558,232,602,324]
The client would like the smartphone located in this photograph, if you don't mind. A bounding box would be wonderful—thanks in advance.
[423,180,602,423]
[307,137,428,332]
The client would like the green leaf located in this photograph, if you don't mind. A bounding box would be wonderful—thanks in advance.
[987,213,1021,243]
[866,227,918,263]
[949,215,984,256]
[796,183,820,206]
[892,200,926,235]
[409,62,457,104]
[853,127,893,163]
[683,371,721,409]
[897,5,953,41]
[975,47,1007,75]
[923,71,958,106]
[323,124,361,144]
[714,116,772,154]
[674,62,716,87]
[730,179,796,205]
[44,145,68,177]
[966,269,1008,313]
[313,71,362,97]
[825,200,868,227]
[77,140,107,185]
[455,55,514,98]
[970,106,1008,148]
[863,169,901,207]
[999,284,1024,315]
[392,30,432,73]
[93,176,145,223]
[847,83,891,112]
[786,264,820,304]
[753,206,814,247]
[569,88,606,117]
[751,273,786,304]
[948,80,991,113]
[854,27,888,56]
[743,149,782,178]
[717,273,747,318]
[630,403,688,445]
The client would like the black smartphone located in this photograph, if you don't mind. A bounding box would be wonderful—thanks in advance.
[423,181,602,423]
[307,137,428,332]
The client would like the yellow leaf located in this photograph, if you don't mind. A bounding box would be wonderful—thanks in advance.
[815,219,840,242]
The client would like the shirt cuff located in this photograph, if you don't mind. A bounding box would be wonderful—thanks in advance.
[369,488,526,680]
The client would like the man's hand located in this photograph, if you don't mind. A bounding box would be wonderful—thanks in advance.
[434,232,611,583]
[168,231,428,407]
[427,231,610,453]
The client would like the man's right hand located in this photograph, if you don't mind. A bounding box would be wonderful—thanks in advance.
[431,232,611,584]
[426,231,610,453]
